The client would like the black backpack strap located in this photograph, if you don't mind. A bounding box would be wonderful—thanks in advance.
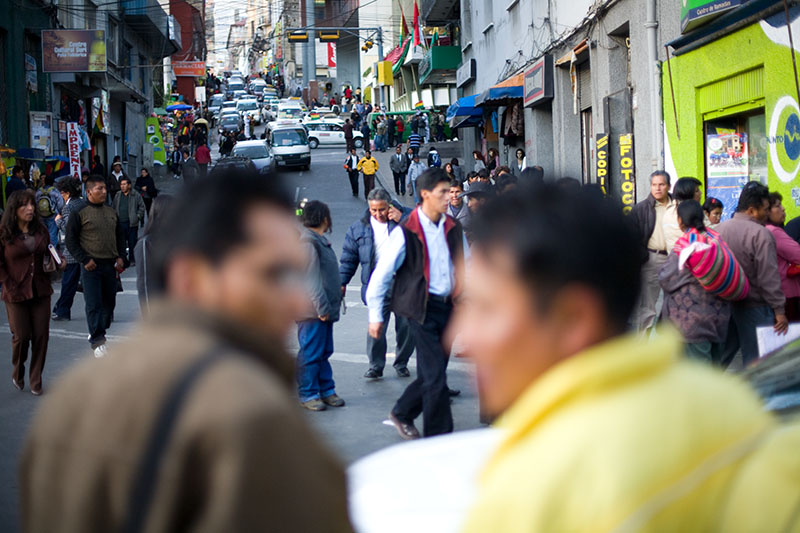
[121,346,225,533]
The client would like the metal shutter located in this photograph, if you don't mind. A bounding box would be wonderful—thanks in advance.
[579,65,592,111]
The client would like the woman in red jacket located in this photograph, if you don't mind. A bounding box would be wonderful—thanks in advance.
[0,190,62,395]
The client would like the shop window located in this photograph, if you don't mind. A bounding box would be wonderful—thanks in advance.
[704,110,766,221]
[107,19,118,65]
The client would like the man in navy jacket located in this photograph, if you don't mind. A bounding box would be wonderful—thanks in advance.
[340,188,414,379]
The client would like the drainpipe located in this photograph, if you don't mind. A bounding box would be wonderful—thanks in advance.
[645,0,663,171]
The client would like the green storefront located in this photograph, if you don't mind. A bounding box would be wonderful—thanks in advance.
[664,0,800,220]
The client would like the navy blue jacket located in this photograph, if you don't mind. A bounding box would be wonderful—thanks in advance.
[340,204,411,304]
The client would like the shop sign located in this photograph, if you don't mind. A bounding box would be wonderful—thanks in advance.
[66,122,82,179]
[596,133,609,195]
[173,61,206,77]
[523,55,553,108]
[29,112,52,155]
[42,30,106,72]
[25,54,37,92]
[456,58,476,88]
[768,95,800,183]
[706,131,749,221]
[145,117,166,165]
[681,0,742,34]
[619,133,635,213]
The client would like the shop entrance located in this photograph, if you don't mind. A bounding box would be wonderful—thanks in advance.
[703,109,767,221]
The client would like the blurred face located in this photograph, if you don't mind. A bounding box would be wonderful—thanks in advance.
[14,170,24,179]
[651,174,669,202]
[369,200,390,223]
[517,150,524,160]
[693,187,702,202]
[16,200,34,224]
[185,207,307,340]
[86,181,107,205]
[366,151,372,158]
[120,180,131,194]
[749,198,770,223]
[449,186,463,206]
[396,146,402,154]
[421,181,450,214]
[769,199,786,226]
[140,169,147,177]
[445,163,453,174]
[707,207,722,225]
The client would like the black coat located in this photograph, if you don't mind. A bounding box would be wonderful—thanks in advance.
[135,174,159,199]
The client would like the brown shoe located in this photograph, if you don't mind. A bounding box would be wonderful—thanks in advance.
[388,412,419,440]
[322,394,345,407]
[31,386,43,396]
[300,399,327,411]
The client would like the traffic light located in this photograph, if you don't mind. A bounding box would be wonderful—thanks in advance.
[361,39,374,52]
[288,31,309,43]
[319,30,339,42]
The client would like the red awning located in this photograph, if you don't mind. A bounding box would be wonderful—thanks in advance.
[385,38,412,65]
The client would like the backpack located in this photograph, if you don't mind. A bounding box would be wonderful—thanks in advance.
[429,151,441,168]
[37,187,56,218]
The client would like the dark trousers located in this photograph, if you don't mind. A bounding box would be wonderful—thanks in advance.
[388,131,395,147]
[393,298,453,437]
[720,304,774,367]
[345,138,354,152]
[120,221,138,266]
[7,295,50,390]
[199,163,208,179]
[143,197,153,215]
[393,171,406,195]
[362,173,375,199]
[347,170,359,196]
[296,319,336,402]
[367,304,414,372]
[82,261,117,349]
[53,263,81,319]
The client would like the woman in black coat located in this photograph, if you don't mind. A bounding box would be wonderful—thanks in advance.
[134,168,159,214]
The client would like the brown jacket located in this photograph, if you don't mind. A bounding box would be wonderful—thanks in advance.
[20,303,353,533]
[717,212,785,314]
[0,226,53,303]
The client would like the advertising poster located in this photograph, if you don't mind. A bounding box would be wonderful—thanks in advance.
[29,112,52,155]
[66,122,82,179]
[42,30,106,73]
[145,117,166,166]
[706,132,749,221]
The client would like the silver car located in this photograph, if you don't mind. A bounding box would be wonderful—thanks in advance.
[231,140,275,174]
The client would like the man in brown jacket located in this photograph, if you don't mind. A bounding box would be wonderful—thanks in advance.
[19,170,354,532]
[718,181,788,367]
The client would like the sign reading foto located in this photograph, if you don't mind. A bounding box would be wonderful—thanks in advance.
[619,133,635,213]
[42,30,106,73]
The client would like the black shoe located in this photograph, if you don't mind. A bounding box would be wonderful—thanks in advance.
[388,412,420,440]
[364,368,383,379]
[12,377,23,391]
[51,313,69,322]
[395,367,411,378]
[448,388,461,397]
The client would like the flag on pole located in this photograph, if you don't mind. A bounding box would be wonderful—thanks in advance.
[431,28,439,46]
[400,2,410,42]
[412,0,421,47]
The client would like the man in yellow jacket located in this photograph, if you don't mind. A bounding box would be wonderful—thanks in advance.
[356,149,379,200]
[456,183,800,532]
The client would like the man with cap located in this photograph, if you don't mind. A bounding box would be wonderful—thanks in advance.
[107,160,126,204]
[459,181,494,244]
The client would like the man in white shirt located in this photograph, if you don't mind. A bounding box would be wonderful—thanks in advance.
[340,189,414,379]
[344,148,360,197]
[366,169,469,439]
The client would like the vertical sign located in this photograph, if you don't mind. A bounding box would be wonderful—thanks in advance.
[619,133,635,213]
[67,122,82,179]
[596,134,609,195]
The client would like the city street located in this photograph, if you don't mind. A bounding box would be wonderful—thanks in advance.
[0,133,481,530]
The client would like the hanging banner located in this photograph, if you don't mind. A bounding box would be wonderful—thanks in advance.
[619,133,635,213]
[67,122,82,179]
[596,133,609,195]
[706,132,749,221]
[145,117,166,166]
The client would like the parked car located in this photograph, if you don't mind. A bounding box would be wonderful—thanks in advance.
[231,140,274,173]
[269,126,311,170]
[305,119,364,149]
[219,114,243,135]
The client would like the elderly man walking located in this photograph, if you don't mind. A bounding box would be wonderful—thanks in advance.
[341,189,414,379]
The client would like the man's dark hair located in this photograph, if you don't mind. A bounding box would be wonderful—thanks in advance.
[12,165,23,176]
[85,175,106,187]
[495,172,518,192]
[477,169,490,180]
[650,170,671,186]
[677,200,706,232]
[300,200,332,230]
[520,166,544,186]
[673,177,701,202]
[93,155,101,164]
[150,169,293,292]
[737,181,770,213]
[471,181,640,331]
[449,179,463,189]
[450,158,459,166]
[417,168,451,193]
[120,176,132,185]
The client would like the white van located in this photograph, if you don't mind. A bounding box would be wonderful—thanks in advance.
[269,126,311,170]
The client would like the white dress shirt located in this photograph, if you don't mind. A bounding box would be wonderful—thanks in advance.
[366,208,470,323]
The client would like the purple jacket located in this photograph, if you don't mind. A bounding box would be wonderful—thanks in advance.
[766,224,800,299]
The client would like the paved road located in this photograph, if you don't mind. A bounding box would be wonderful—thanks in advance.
[0,129,480,530]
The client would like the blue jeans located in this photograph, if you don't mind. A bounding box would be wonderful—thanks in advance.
[53,263,81,319]
[297,319,336,402]
[412,180,420,204]
[720,304,774,367]
[44,217,58,247]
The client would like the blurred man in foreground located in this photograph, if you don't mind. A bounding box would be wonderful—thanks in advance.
[458,183,800,532]
[20,170,353,532]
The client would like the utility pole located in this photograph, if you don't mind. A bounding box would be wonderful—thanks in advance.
[303,0,316,88]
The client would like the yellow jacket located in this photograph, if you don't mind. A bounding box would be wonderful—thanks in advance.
[464,329,800,533]
[357,156,379,175]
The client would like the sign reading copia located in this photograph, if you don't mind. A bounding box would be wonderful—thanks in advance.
[42,30,106,73]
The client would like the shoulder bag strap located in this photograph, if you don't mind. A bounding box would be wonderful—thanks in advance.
[121,346,225,533]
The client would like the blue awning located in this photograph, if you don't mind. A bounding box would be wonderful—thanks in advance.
[446,94,482,128]
[475,73,525,107]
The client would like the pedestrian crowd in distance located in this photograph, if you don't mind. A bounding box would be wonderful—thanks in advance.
[6,156,800,530]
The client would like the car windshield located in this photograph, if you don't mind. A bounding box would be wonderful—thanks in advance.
[238,101,258,110]
[279,108,303,118]
[229,83,244,91]
[273,130,308,146]
[210,97,223,106]
[222,116,239,124]
[222,102,235,108]
[233,145,269,159]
